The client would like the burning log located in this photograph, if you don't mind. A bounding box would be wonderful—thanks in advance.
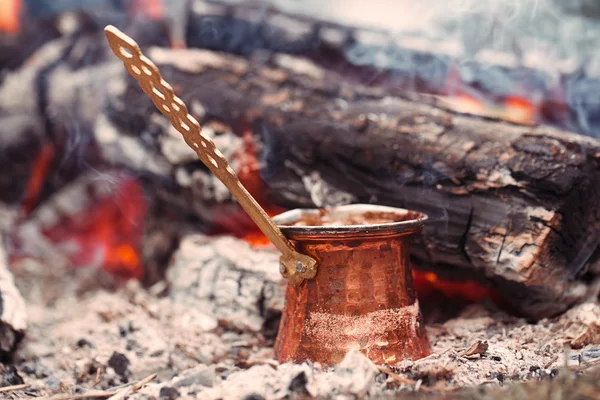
[86,46,600,320]
[3,14,600,319]
[184,0,600,139]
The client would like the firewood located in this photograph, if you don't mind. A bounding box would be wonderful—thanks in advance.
[3,21,600,319]
[186,0,600,138]
[167,235,285,336]
[90,46,599,320]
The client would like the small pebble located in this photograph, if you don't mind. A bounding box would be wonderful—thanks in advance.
[243,394,265,400]
[159,386,180,400]
[108,352,130,377]
[288,371,309,395]
[77,338,93,348]
[119,326,128,338]
[44,375,61,391]
[1,366,24,386]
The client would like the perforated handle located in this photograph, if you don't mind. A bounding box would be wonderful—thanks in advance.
[104,25,317,286]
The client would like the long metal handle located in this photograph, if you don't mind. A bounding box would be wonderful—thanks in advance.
[104,25,316,286]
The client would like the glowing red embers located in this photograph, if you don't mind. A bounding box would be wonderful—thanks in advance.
[0,0,21,34]
[440,66,538,126]
[438,91,538,126]
[21,142,55,215]
[127,0,163,21]
[210,124,286,248]
[42,177,146,280]
[503,96,537,125]
[412,271,496,304]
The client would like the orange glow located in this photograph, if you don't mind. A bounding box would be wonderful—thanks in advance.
[22,142,55,215]
[503,96,537,125]
[219,124,286,247]
[439,93,537,126]
[443,93,489,116]
[42,177,146,280]
[128,0,163,21]
[412,270,495,304]
[236,129,268,203]
[0,0,21,34]
[241,231,273,248]
[115,244,140,270]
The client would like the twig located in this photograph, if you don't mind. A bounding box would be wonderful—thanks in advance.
[175,342,204,363]
[116,374,156,393]
[543,355,559,369]
[92,366,105,388]
[0,383,29,393]
[107,388,133,400]
[413,347,452,365]
[237,359,279,369]
[377,365,432,393]
[459,340,489,359]
[37,373,157,400]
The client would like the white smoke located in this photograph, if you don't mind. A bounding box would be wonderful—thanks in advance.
[264,0,599,71]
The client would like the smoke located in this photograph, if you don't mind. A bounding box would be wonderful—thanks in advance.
[270,0,595,73]
[565,75,600,137]
[285,0,600,137]
[309,0,596,69]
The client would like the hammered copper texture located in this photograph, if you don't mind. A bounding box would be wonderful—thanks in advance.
[275,225,431,365]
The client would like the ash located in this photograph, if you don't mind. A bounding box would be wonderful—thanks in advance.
[8,234,600,399]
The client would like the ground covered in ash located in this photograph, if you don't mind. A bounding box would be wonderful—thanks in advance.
[5,234,600,399]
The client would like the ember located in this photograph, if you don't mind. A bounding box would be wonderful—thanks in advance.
[223,123,286,246]
[20,142,55,215]
[437,92,538,126]
[412,271,497,307]
[41,176,146,280]
[0,0,20,34]
[129,0,163,21]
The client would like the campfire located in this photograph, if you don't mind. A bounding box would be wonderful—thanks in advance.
[2,0,600,398]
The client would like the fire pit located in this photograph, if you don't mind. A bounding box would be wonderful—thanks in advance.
[2,0,600,399]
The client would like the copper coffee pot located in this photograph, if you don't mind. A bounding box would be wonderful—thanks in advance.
[104,26,430,366]
[272,205,431,365]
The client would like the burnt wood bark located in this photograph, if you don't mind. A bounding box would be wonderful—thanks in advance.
[168,234,285,338]
[186,0,600,139]
[4,29,600,318]
[93,47,600,319]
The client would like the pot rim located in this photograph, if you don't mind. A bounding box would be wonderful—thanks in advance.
[272,204,428,239]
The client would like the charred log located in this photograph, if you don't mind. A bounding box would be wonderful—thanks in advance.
[86,46,599,320]
[185,0,600,139]
[3,26,600,318]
